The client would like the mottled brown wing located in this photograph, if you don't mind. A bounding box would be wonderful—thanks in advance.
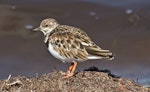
[49,25,93,61]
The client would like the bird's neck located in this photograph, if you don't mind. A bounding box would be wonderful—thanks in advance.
[45,24,59,35]
[44,24,59,43]
[44,34,49,43]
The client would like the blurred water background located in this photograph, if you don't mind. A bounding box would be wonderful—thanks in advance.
[0,0,150,86]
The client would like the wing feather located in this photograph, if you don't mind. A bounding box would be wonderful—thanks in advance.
[49,25,90,61]
[48,25,113,61]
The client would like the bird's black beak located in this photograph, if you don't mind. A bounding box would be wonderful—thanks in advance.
[33,27,41,31]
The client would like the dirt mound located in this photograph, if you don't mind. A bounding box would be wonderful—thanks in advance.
[0,70,149,92]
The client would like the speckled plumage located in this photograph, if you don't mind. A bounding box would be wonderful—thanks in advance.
[45,25,113,62]
[33,18,114,78]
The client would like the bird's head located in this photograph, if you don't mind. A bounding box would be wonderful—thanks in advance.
[33,18,59,35]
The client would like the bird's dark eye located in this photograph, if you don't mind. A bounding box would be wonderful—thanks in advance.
[45,25,48,27]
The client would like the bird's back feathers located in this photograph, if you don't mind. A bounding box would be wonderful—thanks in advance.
[45,25,114,62]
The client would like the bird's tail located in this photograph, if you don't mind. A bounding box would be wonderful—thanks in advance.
[85,46,114,60]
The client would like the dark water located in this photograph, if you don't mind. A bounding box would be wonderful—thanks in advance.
[0,0,150,86]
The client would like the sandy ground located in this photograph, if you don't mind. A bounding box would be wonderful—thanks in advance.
[0,69,149,92]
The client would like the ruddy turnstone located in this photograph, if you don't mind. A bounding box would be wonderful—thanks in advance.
[33,18,114,78]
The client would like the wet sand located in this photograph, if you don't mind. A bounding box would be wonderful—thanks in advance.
[0,0,150,86]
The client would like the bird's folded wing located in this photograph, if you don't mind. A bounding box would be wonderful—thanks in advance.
[49,25,113,60]
[49,25,93,60]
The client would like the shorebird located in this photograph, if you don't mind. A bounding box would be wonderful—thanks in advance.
[33,18,114,78]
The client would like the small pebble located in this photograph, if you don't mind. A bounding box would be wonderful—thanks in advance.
[89,11,96,16]
[25,25,34,30]
[11,5,16,10]
[126,9,133,14]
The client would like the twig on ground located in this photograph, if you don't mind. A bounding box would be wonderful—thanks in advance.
[0,74,11,91]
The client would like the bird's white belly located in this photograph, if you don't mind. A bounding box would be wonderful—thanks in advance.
[48,43,66,63]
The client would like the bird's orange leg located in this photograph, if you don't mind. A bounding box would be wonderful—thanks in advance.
[70,61,77,75]
[67,62,74,74]
[62,61,77,78]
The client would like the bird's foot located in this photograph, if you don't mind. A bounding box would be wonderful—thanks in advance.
[60,61,77,78]
[62,72,74,78]
[60,71,73,78]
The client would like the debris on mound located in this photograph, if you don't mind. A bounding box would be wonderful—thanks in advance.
[0,70,149,92]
